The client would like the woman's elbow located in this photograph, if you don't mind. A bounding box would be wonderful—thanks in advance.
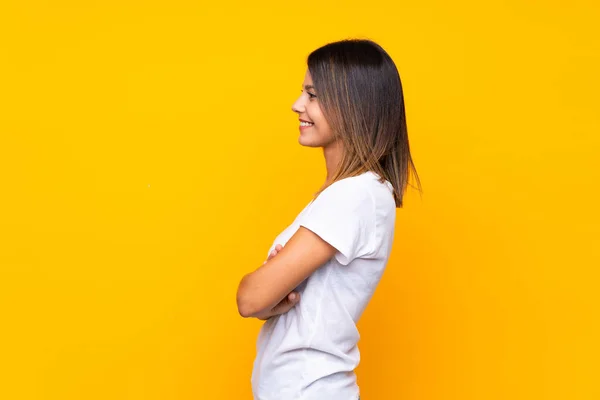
[236,277,258,318]
[237,294,253,318]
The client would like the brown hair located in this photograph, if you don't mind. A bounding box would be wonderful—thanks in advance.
[308,38,422,208]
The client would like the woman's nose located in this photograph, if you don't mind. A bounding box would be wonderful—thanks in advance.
[291,96,305,114]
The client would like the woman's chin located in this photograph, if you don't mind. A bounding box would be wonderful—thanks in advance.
[298,135,318,147]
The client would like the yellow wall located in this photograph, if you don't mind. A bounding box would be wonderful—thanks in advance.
[1,1,598,399]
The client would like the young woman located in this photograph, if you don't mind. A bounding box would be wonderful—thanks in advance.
[237,38,422,400]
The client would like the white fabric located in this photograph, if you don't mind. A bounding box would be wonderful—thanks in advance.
[251,171,396,400]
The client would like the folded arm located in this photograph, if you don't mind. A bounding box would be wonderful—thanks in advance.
[236,226,337,318]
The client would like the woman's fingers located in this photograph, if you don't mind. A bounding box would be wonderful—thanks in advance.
[271,292,300,314]
[268,244,283,260]
[263,244,284,265]
[264,250,276,264]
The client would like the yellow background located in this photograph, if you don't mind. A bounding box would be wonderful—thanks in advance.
[1,1,599,399]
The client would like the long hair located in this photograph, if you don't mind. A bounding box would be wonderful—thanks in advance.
[307,38,422,208]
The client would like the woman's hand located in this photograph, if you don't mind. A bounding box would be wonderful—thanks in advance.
[262,244,283,265]
[255,244,301,320]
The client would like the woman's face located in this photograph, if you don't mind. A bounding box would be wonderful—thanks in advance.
[291,70,336,148]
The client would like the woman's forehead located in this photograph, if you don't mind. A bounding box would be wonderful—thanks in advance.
[304,69,312,82]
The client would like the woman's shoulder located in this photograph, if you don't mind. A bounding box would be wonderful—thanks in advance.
[324,170,388,189]
[326,171,393,198]
[316,171,394,213]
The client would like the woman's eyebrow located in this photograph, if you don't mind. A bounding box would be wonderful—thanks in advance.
[303,85,315,90]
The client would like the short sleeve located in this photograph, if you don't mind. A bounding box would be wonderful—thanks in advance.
[298,179,376,265]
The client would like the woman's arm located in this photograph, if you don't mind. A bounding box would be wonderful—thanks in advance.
[249,245,301,320]
[236,226,337,318]
[252,292,301,320]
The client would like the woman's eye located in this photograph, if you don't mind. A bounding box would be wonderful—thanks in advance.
[300,90,317,100]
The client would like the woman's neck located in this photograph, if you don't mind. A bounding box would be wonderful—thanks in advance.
[323,139,344,186]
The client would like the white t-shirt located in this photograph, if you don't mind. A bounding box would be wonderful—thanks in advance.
[251,171,397,400]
